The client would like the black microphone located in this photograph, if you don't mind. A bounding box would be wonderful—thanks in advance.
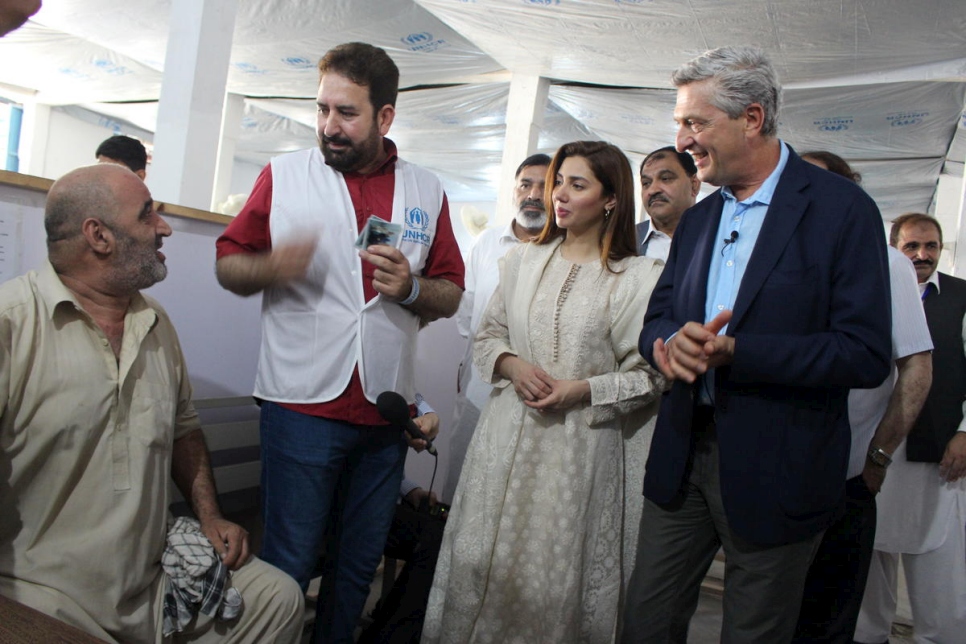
[376,391,438,456]
[721,230,739,255]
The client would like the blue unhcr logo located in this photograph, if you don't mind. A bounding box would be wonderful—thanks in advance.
[403,207,432,247]
[813,117,853,132]
[282,56,314,69]
[233,62,269,75]
[887,111,927,128]
[93,59,132,76]
[401,32,448,53]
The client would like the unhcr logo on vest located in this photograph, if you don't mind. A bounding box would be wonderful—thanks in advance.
[403,207,432,247]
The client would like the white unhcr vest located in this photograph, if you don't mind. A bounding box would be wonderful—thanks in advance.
[254,147,443,405]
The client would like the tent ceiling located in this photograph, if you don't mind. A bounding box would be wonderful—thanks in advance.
[0,0,964,217]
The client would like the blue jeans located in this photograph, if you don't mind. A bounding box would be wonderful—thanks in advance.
[258,402,407,644]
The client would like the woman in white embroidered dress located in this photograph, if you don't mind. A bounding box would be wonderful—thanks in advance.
[424,141,666,643]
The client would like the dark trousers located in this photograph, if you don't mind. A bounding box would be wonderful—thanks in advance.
[621,408,824,643]
[792,475,877,643]
[357,502,446,644]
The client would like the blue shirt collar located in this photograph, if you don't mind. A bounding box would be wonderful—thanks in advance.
[721,140,789,207]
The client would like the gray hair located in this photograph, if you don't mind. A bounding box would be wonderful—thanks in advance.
[672,46,782,138]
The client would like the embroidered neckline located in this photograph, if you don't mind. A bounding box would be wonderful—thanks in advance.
[552,262,581,362]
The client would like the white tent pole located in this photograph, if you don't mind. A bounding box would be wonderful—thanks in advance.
[495,73,549,225]
[211,92,245,212]
[150,0,238,211]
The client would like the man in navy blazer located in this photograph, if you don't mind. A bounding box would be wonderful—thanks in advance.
[621,46,892,643]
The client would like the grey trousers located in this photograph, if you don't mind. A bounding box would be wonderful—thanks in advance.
[621,419,824,643]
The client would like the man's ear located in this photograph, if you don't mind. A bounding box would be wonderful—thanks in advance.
[743,103,765,136]
[81,217,113,255]
[689,174,701,197]
[377,104,395,136]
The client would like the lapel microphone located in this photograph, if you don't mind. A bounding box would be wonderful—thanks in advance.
[721,230,739,255]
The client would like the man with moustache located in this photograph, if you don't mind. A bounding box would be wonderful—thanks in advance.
[0,164,303,643]
[855,213,966,644]
[444,152,550,501]
[635,146,700,261]
[622,46,891,642]
[215,42,464,643]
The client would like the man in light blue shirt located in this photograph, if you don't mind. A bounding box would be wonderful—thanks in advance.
[623,46,891,643]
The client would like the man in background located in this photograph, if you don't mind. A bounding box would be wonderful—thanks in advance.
[445,152,550,501]
[95,134,148,179]
[635,145,700,260]
[856,213,966,644]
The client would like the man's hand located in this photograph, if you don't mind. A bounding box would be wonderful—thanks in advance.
[215,236,319,296]
[653,310,733,383]
[408,412,439,453]
[199,517,250,571]
[525,378,590,412]
[360,245,413,301]
[269,238,318,284]
[404,487,438,509]
[861,461,887,495]
[498,354,553,402]
[939,432,966,482]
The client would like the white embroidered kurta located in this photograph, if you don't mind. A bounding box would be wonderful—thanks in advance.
[424,240,665,643]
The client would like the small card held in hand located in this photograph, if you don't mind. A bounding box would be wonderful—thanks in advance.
[355,215,402,250]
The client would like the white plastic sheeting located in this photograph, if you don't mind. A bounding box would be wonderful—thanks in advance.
[416,0,966,88]
[250,84,596,201]
[0,0,502,102]
[0,0,963,214]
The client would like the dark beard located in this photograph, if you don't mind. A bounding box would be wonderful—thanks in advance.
[320,130,382,174]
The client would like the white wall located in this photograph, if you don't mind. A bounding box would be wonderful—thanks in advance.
[42,109,127,180]
[25,107,268,213]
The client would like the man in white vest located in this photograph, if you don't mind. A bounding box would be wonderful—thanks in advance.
[444,152,550,502]
[215,42,464,643]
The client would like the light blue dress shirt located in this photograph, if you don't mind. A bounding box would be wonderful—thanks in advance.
[698,141,790,405]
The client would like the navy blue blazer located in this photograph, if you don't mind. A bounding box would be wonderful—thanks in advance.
[639,149,892,546]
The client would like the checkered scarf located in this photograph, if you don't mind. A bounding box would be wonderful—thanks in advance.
[161,516,244,635]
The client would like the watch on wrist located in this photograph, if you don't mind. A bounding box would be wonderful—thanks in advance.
[867,446,893,468]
